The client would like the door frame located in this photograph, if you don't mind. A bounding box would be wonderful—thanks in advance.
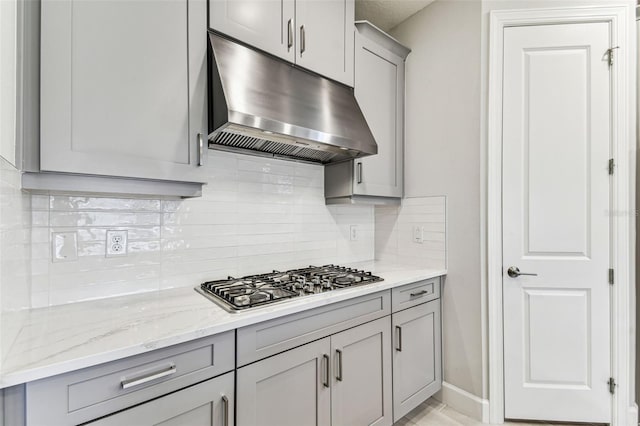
[487,5,636,425]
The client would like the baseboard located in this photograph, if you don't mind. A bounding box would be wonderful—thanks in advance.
[434,381,490,423]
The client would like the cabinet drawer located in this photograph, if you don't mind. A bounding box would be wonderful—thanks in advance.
[391,277,440,313]
[237,290,391,367]
[26,331,234,426]
[88,371,234,426]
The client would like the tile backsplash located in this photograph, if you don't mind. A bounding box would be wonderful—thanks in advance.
[0,156,32,312]
[375,196,447,269]
[4,151,375,310]
[0,153,449,312]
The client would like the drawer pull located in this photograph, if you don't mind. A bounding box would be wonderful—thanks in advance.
[222,395,229,426]
[322,354,330,388]
[121,365,177,390]
[197,133,205,166]
[410,289,430,297]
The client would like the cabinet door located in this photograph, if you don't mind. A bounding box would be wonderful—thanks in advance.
[392,299,442,422]
[353,32,404,197]
[237,337,331,426]
[88,372,234,426]
[331,316,392,426]
[210,0,295,62]
[40,0,206,182]
[295,0,354,86]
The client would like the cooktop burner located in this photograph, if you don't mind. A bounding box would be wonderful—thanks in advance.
[197,265,383,312]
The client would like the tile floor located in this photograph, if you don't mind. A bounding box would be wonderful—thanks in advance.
[397,398,601,426]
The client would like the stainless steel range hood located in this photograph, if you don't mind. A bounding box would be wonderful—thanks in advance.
[208,31,378,164]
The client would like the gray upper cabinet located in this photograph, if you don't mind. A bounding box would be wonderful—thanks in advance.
[209,0,296,63]
[392,299,442,422]
[324,21,409,204]
[237,337,331,426]
[330,316,393,426]
[88,372,234,426]
[295,0,354,86]
[38,0,207,186]
[210,0,354,86]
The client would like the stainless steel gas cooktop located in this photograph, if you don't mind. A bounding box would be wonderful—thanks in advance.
[196,265,383,312]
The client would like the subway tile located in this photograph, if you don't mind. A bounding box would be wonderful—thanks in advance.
[1,152,379,309]
[49,196,161,212]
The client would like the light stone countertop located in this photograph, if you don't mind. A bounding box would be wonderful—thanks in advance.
[0,261,446,388]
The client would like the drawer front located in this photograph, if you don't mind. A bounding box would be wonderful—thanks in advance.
[391,277,441,313]
[26,331,234,426]
[88,371,235,426]
[237,290,391,367]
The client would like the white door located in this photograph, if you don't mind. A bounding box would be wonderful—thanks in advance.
[502,23,611,422]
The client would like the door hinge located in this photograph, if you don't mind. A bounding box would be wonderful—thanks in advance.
[609,158,615,175]
[607,46,619,67]
[608,378,616,394]
[608,268,614,285]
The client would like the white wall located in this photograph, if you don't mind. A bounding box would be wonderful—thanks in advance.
[390,0,484,402]
[0,150,375,310]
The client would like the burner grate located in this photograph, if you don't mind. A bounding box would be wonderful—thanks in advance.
[199,265,383,312]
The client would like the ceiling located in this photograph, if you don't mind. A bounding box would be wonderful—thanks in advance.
[355,0,435,32]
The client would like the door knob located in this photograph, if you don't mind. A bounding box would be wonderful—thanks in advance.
[507,267,537,278]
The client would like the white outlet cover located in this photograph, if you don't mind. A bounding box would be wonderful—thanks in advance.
[52,232,78,262]
[350,225,358,241]
[413,226,423,244]
[106,230,128,257]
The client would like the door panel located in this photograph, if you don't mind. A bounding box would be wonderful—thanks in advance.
[502,22,611,422]
[295,0,354,86]
[353,33,403,198]
[209,0,295,62]
[392,300,441,422]
[237,337,331,426]
[331,317,392,426]
[40,0,205,182]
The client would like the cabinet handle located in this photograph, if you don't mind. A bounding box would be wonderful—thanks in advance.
[197,133,205,166]
[222,395,229,426]
[121,364,176,389]
[357,162,363,184]
[410,289,429,297]
[336,349,343,381]
[322,354,330,387]
[395,326,402,352]
[300,25,306,54]
[287,19,293,50]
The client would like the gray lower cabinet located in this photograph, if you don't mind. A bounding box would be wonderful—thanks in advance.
[237,337,331,426]
[88,371,234,426]
[237,316,393,426]
[25,332,235,426]
[330,317,392,426]
[392,299,442,422]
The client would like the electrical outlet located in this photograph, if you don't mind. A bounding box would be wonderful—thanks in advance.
[106,230,128,257]
[413,226,424,244]
[350,225,358,241]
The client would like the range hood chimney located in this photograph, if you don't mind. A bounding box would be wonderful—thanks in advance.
[208,31,378,164]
